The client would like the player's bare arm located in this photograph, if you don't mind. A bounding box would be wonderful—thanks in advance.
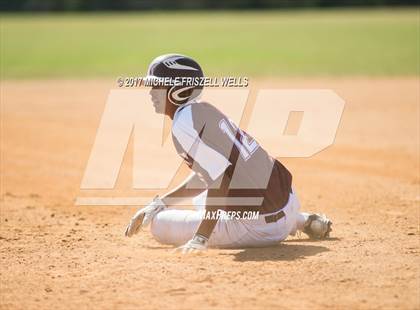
[160,172,206,204]
[174,172,232,254]
[125,172,204,237]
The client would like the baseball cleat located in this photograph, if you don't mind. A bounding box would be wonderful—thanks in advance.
[303,213,332,239]
[125,197,166,237]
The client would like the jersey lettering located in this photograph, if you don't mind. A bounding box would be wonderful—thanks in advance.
[218,118,259,161]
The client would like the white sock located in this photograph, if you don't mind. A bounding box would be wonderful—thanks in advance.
[296,212,310,231]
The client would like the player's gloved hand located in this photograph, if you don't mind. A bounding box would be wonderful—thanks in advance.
[173,234,208,254]
[125,196,166,237]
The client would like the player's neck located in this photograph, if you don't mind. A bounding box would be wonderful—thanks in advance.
[165,103,178,120]
[166,108,177,120]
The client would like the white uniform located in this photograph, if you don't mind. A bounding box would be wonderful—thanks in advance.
[150,100,305,248]
[151,190,303,248]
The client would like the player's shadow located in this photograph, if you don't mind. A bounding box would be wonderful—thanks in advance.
[227,243,329,262]
[282,237,340,243]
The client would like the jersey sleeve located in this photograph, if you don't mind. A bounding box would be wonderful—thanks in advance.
[172,105,231,183]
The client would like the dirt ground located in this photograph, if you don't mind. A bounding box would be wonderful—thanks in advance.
[0,78,419,309]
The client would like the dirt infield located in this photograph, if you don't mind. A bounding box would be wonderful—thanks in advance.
[1,78,419,309]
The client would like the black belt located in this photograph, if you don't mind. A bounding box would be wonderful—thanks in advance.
[264,210,285,224]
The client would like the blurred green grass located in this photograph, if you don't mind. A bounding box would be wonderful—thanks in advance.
[0,9,419,79]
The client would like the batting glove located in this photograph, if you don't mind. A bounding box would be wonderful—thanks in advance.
[174,234,208,254]
[125,196,166,237]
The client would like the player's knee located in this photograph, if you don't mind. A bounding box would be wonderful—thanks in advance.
[150,211,182,245]
[150,214,167,244]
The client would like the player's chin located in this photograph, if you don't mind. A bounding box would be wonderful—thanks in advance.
[153,105,165,114]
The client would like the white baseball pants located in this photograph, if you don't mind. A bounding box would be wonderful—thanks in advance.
[150,190,305,248]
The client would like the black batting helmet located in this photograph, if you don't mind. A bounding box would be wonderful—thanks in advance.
[145,54,204,106]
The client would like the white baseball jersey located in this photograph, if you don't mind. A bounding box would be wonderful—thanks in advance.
[171,100,292,214]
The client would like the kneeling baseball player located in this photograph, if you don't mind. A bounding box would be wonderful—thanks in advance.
[125,54,332,253]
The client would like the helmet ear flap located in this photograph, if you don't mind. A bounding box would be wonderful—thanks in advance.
[167,86,197,106]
